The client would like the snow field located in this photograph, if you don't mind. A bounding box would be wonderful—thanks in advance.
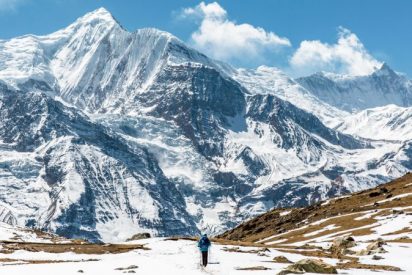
[0,238,411,274]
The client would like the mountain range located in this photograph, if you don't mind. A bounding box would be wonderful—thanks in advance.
[0,8,411,242]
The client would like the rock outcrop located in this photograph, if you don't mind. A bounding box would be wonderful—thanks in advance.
[277,258,337,274]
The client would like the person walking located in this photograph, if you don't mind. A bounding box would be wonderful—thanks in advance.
[198,234,211,267]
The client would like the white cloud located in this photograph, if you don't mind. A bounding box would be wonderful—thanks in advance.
[179,2,291,65]
[178,4,381,76]
[180,1,226,19]
[290,27,381,76]
[0,0,26,11]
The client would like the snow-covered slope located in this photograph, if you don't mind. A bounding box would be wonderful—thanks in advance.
[296,63,412,113]
[334,105,412,141]
[230,66,349,126]
[0,8,411,242]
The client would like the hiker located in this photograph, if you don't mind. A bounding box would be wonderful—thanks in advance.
[198,234,211,267]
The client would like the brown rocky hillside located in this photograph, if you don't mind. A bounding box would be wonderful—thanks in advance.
[219,172,412,244]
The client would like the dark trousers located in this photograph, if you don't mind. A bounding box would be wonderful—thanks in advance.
[201,251,208,266]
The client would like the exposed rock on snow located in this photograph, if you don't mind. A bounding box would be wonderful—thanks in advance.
[273,255,293,263]
[126,233,151,241]
[330,235,356,255]
[278,258,337,274]
[356,240,387,255]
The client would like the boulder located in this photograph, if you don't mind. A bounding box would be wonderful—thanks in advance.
[126,233,151,241]
[392,209,404,215]
[273,255,293,263]
[356,240,387,256]
[115,265,139,271]
[332,236,355,249]
[367,240,387,250]
[257,252,269,257]
[330,236,356,255]
[369,191,381,198]
[379,187,389,193]
[277,259,337,274]
[372,255,384,260]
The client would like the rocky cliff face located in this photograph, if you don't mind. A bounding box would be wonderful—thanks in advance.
[0,86,198,242]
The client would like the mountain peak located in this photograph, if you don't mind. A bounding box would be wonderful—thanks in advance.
[93,7,111,14]
[49,7,123,43]
[373,62,397,77]
[379,62,392,70]
[83,7,114,20]
[70,7,119,29]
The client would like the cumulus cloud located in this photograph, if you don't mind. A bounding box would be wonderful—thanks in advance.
[177,3,381,76]
[0,0,26,11]
[290,27,382,76]
[179,2,291,65]
[180,1,226,19]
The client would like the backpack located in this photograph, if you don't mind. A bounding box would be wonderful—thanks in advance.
[199,237,210,247]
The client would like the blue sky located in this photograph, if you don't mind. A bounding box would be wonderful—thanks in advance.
[0,0,410,77]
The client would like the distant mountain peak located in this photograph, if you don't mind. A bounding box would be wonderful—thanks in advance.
[93,7,111,14]
[82,7,115,21]
[373,62,397,78]
[68,7,120,31]
[379,62,391,70]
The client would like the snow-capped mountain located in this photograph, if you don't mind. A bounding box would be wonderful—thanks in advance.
[0,8,411,242]
[230,66,349,126]
[296,63,412,113]
[294,63,412,142]
[1,8,223,113]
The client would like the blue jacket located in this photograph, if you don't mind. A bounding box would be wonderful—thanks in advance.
[198,236,211,252]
